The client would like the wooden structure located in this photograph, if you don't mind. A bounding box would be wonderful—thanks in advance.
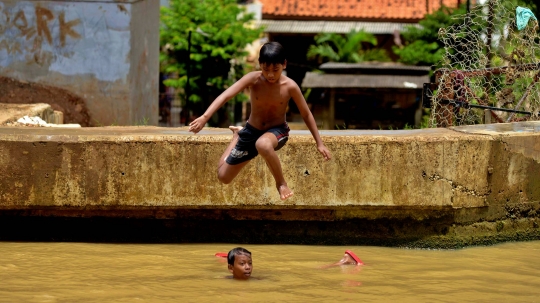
[301,62,430,129]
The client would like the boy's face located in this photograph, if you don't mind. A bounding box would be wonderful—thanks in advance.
[228,253,252,280]
[340,253,357,265]
[260,61,287,83]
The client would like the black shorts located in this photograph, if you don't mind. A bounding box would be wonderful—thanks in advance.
[226,122,290,165]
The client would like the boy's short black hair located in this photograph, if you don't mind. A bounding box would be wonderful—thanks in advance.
[227,247,251,265]
[259,42,286,65]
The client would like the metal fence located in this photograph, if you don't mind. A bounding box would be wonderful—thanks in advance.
[425,0,540,127]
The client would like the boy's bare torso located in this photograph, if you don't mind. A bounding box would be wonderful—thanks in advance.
[247,71,293,130]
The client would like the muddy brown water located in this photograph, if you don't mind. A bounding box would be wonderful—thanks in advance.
[1,241,539,302]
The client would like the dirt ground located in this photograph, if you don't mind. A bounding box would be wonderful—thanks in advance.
[0,77,92,126]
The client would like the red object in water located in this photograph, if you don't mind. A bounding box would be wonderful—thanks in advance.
[345,250,364,266]
[215,252,228,258]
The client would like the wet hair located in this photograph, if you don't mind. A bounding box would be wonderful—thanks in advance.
[227,247,252,265]
[259,42,286,65]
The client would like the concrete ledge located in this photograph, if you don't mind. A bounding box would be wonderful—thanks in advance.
[0,122,539,247]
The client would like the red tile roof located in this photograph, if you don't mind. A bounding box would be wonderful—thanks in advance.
[259,0,464,22]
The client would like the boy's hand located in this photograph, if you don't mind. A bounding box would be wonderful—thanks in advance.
[318,144,332,161]
[188,116,208,134]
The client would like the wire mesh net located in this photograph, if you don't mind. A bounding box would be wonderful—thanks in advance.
[430,0,540,127]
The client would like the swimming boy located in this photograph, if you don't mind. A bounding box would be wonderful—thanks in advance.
[227,247,253,280]
[217,248,362,277]
[324,250,364,267]
[188,42,331,200]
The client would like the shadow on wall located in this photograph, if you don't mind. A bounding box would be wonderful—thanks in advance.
[0,77,92,126]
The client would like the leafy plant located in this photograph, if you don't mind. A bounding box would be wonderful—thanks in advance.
[395,0,538,67]
[160,0,263,125]
[393,5,467,66]
[307,30,390,64]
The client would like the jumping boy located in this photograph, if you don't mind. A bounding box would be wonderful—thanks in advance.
[227,247,253,280]
[188,42,331,200]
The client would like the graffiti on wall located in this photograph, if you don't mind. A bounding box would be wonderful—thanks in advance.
[0,5,81,65]
[0,2,131,82]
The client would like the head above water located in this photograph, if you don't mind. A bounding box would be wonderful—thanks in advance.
[227,247,252,280]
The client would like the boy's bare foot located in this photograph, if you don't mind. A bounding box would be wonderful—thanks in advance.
[229,125,243,136]
[278,184,294,200]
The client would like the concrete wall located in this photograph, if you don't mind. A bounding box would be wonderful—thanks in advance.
[0,127,491,210]
[0,0,159,126]
[0,123,539,247]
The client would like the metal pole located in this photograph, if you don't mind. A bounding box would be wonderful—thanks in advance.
[439,99,532,115]
[466,0,470,13]
[185,30,192,126]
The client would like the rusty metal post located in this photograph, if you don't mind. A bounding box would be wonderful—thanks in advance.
[435,70,454,127]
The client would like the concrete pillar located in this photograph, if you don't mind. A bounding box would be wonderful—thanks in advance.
[0,0,159,126]
[483,109,492,124]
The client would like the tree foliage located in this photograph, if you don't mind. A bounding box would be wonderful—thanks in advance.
[394,5,466,66]
[394,0,538,67]
[160,0,263,122]
[307,30,390,64]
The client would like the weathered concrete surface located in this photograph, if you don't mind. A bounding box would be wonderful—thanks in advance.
[0,122,539,247]
[0,0,159,126]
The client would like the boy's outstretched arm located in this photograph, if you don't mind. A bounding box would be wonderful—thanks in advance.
[188,72,257,133]
[290,84,332,161]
